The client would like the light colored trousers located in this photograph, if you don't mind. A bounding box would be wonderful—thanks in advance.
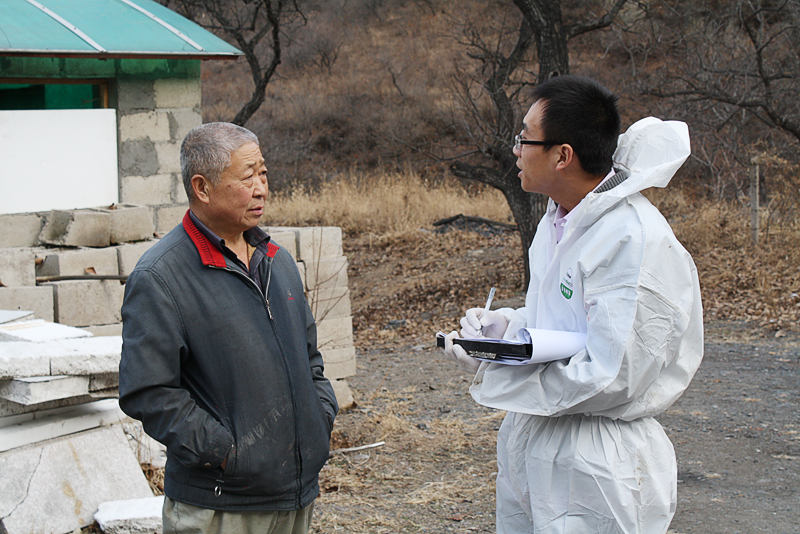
[163,497,315,534]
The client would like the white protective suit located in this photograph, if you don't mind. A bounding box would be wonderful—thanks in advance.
[470,117,704,533]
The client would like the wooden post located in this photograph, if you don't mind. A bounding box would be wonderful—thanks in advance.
[750,161,759,246]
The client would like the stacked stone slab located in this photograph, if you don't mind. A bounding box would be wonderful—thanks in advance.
[0,315,155,534]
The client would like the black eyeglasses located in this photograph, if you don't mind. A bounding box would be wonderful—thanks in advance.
[514,134,560,150]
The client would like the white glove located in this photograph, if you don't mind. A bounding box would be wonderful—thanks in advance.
[460,308,509,339]
[441,330,480,373]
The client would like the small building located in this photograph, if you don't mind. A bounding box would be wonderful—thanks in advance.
[0,0,241,243]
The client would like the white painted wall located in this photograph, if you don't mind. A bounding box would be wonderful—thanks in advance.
[0,109,118,215]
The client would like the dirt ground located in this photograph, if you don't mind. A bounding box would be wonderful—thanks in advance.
[310,228,800,533]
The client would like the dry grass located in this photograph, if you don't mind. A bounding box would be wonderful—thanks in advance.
[645,186,800,332]
[263,170,512,235]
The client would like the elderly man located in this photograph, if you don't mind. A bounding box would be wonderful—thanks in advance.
[442,75,703,533]
[119,122,337,534]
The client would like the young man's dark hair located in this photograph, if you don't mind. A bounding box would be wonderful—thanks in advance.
[531,75,621,176]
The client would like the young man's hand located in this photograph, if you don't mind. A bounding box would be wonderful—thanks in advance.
[460,308,509,339]
[441,330,480,373]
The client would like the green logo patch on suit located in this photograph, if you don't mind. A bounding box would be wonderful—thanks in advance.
[560,267,574,299]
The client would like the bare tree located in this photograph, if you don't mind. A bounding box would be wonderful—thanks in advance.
[448,0,628,287]
[626,0,800,199]
[160,0,306,127]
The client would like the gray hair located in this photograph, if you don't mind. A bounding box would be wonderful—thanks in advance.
[181,122,260,202]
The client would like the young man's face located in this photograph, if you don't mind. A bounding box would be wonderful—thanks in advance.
[513,100,560,196]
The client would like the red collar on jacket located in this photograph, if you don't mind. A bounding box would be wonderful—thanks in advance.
[182,210,279,267]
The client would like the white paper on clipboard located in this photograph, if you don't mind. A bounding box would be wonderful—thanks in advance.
[510,328,587,365]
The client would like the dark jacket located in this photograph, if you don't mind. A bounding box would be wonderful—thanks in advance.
[119,211,338,511]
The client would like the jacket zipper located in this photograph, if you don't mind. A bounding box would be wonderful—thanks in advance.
[212,256,275,320]
[206,257,275,499]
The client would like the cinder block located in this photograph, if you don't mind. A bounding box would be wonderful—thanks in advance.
[167,107,203,142]
[40,209,112,248]
[154,77,202,110]
[116,79,156,112]
[0,375,90,405]
[0,248,36,287]
[0,213,43,248]
[154,140,181,174]
[117,240,157,276]
[118,111,171,142]
[307,286,351,321]
[316,316,354,350]
[120,173,174,206]
[321,346,356,380]
[268,227,343,261]
[155,205,188,236]
[120,138,159,177]
[0,424,154,534]
[0,286,55,322]
[36,247,119,277]
[267,230,298,260]
[95,495,165,534]
[330,378,355,410]
[91,204,155,244]
[174,175,189,204]
[46,280,124,327]
[302,256,348,291]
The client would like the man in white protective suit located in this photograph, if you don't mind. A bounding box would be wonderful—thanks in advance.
[441,75,703,533]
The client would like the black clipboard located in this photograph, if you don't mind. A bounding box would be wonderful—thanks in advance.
[436,335,532,361]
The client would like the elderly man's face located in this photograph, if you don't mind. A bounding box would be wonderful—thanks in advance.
[205,142,268,238]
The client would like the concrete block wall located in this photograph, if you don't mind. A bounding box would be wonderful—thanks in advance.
[117,77,201,233]
[0,205,151,330]
[1,75,200,247]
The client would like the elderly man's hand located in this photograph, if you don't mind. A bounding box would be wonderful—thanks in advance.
[441,330,480,373]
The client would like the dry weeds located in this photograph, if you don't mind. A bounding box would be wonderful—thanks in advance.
[264,170,513,235]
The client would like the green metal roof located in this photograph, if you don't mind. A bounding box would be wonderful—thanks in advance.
[0,0,242,59]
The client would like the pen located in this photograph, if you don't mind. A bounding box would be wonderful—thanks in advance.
[483,287,496,314]
[479,287,496,336]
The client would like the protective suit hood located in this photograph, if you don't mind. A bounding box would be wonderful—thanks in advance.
[571,117,690,228]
